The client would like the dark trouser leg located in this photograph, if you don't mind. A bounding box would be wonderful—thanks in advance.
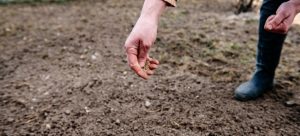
[235,0,288,101]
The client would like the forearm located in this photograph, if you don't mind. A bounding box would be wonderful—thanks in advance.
[290,0,300,13]
[140,0,167,23]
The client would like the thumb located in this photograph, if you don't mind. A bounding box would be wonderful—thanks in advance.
[138,42,151,67]
[265,15,275,30]
[269,11,287,28]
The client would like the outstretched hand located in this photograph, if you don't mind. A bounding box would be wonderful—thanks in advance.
[124,17,160,80]
[265,1,299,34]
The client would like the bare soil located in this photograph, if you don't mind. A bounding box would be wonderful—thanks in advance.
[0,0,300,135]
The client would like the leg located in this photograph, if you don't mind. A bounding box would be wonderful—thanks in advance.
[235,0,288,101]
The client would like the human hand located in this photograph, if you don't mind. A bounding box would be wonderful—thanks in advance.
[124,16,160,80]
[264,1,299,34]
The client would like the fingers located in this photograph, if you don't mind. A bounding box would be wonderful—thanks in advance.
[125,42,159,80]
[270,12,286,27]
[264,4,292,34]
[138,46,147,67]
[147,57,159,70]
[131,64,149,79]
[148,64,158,70]
[271,22,288,34]
[147,57,159,65]
[138,43,150,67]
[125,47,159,79]
[265,15,290,34]
[146,70,154,75]
[265,13,286,31]
[265,15,275,30]
[126,47,148,79]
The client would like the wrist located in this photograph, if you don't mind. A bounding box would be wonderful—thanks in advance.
[140,0,166,22]
[289,0,300,13]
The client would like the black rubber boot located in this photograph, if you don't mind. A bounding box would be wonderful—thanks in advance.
[235,0,288,101]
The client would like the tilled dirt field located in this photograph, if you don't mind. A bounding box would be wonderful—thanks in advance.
[0,0,300,135]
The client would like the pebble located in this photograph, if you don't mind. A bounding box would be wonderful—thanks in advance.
[7,117,14,123]
[80,55,85,59]
[65,110,71,115]
[44,75,50,80]
[46,124,51,129]
[84,107,90,113]
[285,100,296,107]
[133,125,139,130]
[96,119,102,123]
[5,28,11,32]
[145,100,151,107]
[66,89,72,94]
[91,54,97,60]
[115,119,120,124]
[32,98,37,102]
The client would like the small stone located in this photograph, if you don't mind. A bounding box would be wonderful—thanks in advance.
[115,119,121,124]
[133,125,139,130]
[80,55,85,59]
[285,100,296,107]
[84,107,90,113]
[44,38,49,42]
[145,100,151,107]
[44,112,48,117]
[66,89,72,94]
[94,52,100,56]
[7,117,14,123]
[198,114,205,118]
[32,98,37,102]
[43,91,49,95]
[91,54,97,60]
[5,28,11,32]
[65,110,71,115]
[96,119,102,123]
[46,124,51,129]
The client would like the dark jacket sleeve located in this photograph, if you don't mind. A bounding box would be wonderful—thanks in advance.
[163,0,177,7]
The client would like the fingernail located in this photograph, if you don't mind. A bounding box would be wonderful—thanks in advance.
[143,75,149,80]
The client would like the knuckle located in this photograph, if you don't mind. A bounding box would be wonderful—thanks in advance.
[124,45,138,54]
[143,40,153,47]
[279,25,289,33]
[124,42,131,48]
[143,43,152,49]
[129,64,135,69]
[129,63,137,68]
[140,56,147,60]
[144,43,151,47]
[124,44,130,51]
[280,11,289,17]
